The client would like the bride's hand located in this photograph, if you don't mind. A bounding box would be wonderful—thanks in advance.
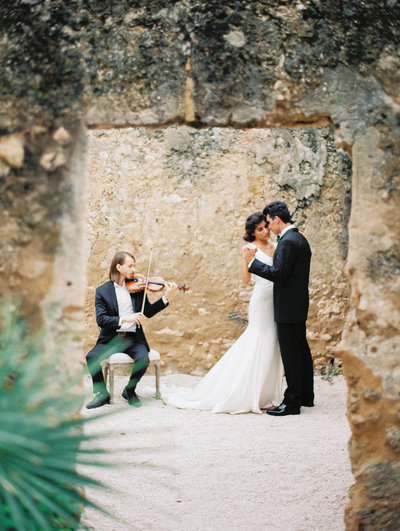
[242,245,256,264]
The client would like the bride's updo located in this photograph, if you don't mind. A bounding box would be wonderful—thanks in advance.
[243,212,267,242]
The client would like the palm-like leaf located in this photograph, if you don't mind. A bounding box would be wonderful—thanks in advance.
[0,302,111,530]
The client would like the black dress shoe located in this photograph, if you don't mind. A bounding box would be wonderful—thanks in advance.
[122,388,142,407]
[266,403,300,416]
[86,392,110,409]
[301,401,314,407]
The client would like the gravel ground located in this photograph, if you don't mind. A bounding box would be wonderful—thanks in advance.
[79,373,353,531]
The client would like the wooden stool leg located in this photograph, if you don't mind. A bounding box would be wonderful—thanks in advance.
[109,367,115,404]
[154,360,161,399]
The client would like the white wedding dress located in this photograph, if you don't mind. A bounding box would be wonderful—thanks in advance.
[163,248,284,414]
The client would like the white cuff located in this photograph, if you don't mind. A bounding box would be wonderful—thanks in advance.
[162,296,169,305]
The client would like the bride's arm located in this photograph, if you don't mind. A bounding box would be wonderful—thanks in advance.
[242,245,256,284]
[242,255,251,284]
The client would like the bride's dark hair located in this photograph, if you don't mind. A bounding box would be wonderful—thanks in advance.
[243,212,267,242]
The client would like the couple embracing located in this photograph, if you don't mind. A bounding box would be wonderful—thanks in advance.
[163,201,314,416]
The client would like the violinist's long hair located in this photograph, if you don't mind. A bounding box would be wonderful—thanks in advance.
[243,212,267,242]
[109,252,135,283]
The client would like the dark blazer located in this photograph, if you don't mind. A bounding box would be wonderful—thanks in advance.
[249,228,311,323]
[94,280,168,349]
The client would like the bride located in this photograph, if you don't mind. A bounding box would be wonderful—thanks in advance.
[162,212,284,414]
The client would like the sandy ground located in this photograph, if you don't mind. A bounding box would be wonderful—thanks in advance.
[79,373,353,531]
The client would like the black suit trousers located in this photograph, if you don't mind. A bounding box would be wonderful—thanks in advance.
[276,322,314,409]
[86,335,149,393]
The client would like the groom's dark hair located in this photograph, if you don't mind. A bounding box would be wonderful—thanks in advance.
[263,201,292,223]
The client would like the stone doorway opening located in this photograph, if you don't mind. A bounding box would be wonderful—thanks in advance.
[0,1,398,526]
[84,124,352,378]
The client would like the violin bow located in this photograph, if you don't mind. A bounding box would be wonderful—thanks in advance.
[140,248,153,315]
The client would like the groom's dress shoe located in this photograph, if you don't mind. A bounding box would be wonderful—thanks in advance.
[122,387,142,407]
[86,392,110,409]
[266,403,300,416]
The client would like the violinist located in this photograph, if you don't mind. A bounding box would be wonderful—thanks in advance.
[85,251,178,409]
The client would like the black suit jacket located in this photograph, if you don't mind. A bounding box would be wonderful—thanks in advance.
[94,280,168,349]
[249,228,311,323]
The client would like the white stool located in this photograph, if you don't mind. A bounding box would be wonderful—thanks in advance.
[101,349,161,403]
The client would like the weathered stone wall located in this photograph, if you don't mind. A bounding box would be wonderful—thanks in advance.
[0,119,87,351]
[85,125,351,375]
[1,1,399,528]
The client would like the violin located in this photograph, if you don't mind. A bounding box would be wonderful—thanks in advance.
[126,274,189,293]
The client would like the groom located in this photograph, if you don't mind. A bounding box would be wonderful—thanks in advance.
[243,201,314,416]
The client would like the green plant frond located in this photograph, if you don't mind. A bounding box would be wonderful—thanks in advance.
[2,488,31,531]
[0,302,118,529]
[3,464,96,501]
[3,459,81,485]
[8,484,52,531]
[5,454,108,492]
[1,454,74,477]
[1,451,54,473]
[0,421,111,466]
[4,451,112,474]
[11,469,112,526]
[45,457,115,471]
[0,427,91,454]
[15,480,83,530]
[29,428,108,451]
[0,430,50,453]
[18,468,110,512]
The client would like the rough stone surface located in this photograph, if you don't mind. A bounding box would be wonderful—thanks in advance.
[85,125,350,375]
[346,460,400,531]
[0,1,399,529]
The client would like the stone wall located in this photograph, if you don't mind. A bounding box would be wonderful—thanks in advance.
[1,1,399,528]
[85,125,351,375]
